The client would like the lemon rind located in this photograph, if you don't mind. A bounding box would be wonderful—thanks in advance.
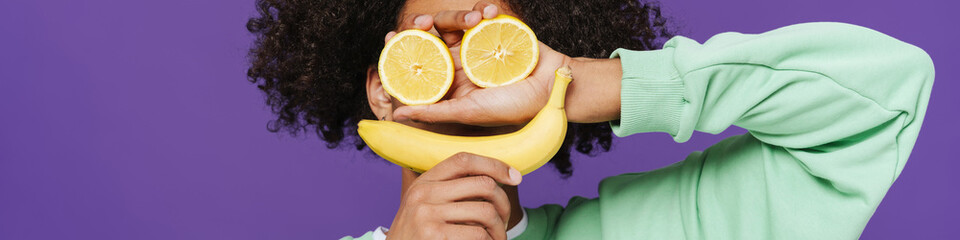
[460,15,539,88]
[377,30,455,105]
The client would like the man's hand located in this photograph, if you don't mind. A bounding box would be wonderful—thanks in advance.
[385,153,522,240]
[385,2,575,126]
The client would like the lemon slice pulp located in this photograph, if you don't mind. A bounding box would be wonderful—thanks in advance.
[460,15,539,88]
[377,30,454,105]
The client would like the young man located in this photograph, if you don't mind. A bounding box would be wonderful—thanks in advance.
[246,1,934,239]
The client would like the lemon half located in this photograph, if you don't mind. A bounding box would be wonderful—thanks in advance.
[378,30,455,105]
[460,15,539,88]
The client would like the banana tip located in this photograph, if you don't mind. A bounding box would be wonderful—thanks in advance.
[556,66,572,79]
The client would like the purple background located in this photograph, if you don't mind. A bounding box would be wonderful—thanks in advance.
[1,0,956,239]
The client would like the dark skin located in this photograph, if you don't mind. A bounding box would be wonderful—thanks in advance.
[365,1,624,239]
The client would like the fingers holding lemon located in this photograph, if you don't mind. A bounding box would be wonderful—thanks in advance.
[369,15,572,175]
[378,15,540,104]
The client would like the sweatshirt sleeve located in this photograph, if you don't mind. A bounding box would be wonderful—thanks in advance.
[610,22,933,175]
[569,22,933,239]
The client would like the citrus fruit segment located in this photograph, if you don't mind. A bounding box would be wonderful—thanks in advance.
[460,15,539,88]
[378,30,454,105]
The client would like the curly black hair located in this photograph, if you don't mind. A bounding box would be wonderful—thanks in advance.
[246,0,672,177]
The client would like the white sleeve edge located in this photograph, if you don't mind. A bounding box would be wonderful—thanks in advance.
[372,226,388,240]
[506,208,529,239]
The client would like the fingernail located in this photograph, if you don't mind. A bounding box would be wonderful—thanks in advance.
[483,5,497,18]
[465,11,480,24]
[508,167,522,185]
[384,31,396,42]
[394,114,409,121]
[413,15,428,27]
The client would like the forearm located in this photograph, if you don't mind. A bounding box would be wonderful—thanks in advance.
[565,57,622,123]
[608,22,933,147]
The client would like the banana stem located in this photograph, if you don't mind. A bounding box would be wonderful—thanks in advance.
[546,66,573,109]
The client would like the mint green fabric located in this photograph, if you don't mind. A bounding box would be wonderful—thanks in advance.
[514,22,934,240]
[342,22,933,240]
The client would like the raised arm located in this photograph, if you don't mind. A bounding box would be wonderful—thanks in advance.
[515,22,935,239]
[607,22,933,151]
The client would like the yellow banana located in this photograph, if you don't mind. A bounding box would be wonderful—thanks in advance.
[357,67,573,175]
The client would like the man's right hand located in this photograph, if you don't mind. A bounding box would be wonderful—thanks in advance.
[385,152,522,240]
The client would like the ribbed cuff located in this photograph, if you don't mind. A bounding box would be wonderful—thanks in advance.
[608,48,684,138]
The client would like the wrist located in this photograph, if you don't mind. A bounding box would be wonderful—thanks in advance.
[565,57,622,123]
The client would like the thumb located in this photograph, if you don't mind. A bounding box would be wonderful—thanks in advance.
[393,98,475,124]
[393,98,515,126]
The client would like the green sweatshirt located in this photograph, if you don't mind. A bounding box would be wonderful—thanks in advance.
[341,22,934,240]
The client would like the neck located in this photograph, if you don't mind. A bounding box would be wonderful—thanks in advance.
[400,168,524,230]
